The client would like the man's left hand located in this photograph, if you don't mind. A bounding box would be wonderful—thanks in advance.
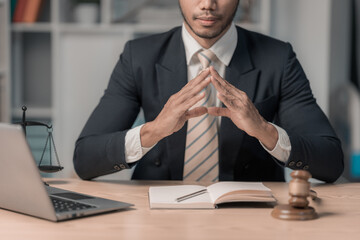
[207,66,278,150]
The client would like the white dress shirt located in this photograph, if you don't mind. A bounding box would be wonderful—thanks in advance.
[124,23,291,164]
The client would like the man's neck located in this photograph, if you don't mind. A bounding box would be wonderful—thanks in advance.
[183,23,231,49]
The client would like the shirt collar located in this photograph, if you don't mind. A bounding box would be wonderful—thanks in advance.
[181,22,237,66]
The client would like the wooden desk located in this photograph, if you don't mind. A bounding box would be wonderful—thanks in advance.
[0,179,359,240]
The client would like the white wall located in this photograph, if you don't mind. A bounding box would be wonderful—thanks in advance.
[270,0,353,182]
[329,0,351,91]
[54,32,134,179]
[271,0,332,115]
[328,0,360,181]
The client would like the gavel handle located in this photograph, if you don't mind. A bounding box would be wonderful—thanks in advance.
[310,189,318,200]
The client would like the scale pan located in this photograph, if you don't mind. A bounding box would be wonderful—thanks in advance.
[38,165,64,173]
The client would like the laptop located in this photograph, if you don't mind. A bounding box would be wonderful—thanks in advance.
[0,123,133,221]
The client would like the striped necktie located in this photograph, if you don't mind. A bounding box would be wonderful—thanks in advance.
[183,49,219,182]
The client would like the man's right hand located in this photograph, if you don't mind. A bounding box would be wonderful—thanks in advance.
[140,68,211,148]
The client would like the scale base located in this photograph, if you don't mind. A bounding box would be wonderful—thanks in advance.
[271,204,317,220]
[38,165,64,173]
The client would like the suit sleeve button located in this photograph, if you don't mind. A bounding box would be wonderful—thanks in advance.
[303,165,309,170]
[114,165,121,170]
[288,161,295,167]
[296,161,303,167]
[119,164,126,169]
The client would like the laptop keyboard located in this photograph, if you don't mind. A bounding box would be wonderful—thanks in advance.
[50,196,96,213]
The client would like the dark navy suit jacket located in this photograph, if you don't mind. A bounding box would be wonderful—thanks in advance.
[73,26,344,182]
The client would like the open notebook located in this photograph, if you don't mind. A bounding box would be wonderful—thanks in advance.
[149,182,276,209]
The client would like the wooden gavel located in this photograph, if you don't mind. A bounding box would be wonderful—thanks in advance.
[272,170,318,220]
[289,170,314,208]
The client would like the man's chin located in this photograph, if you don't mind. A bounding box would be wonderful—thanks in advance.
[193,29,223,40]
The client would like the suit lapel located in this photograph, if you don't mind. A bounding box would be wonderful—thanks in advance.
[155,29,188,180]
[219,27,260,180]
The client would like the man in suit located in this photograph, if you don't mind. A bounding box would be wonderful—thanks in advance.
[73,0,344,183]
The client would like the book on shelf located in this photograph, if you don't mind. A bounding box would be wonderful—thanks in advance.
[10,0,18,21]
[149,182,276,209]
[13,0,43,23]
[13,0,26,22]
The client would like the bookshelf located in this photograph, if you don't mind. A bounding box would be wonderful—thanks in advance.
[3,0,271,179]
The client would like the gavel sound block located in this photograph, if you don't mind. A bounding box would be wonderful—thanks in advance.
[271,170,318,220]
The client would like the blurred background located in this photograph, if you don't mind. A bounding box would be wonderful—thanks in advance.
[0,0,359,182]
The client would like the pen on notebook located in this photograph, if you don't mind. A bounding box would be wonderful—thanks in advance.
[176,189,207,202]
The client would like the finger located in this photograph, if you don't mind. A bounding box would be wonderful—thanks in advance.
[218,91,256,115]
[209,66,225,84]
[209,66,233,89]
[209,67,238,96]
[210,75,226,96]
[197,68,209,76]
[190,76,211,95]
[178,69,210,98]
[217,92,239,112]
[211,79,242,107]
[181,90,207,111]
[207,107,230,117]
[188,68,210,87]
[179,77,211,105]
[210,75,235,97]
[185,106,208,119]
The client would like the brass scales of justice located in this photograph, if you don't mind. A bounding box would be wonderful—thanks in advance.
[15,106,63,173]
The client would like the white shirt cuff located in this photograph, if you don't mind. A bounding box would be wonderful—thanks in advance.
[124,124,157,163]
[259,123,291,162]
